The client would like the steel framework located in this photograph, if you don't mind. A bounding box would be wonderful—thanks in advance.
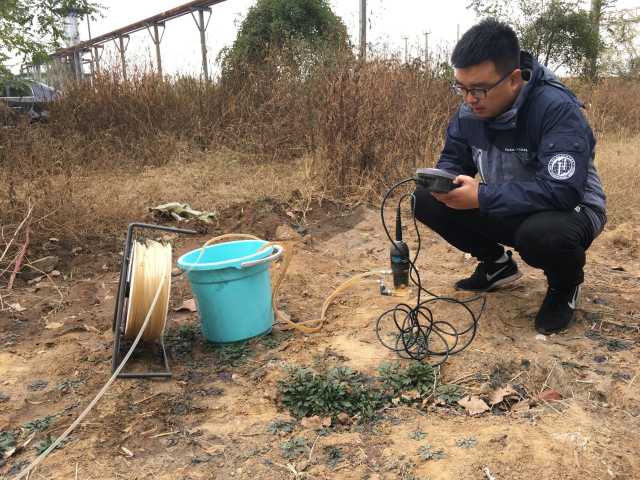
[51,0,228,81]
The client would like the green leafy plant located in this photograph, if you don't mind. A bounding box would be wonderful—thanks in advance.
[280,437,308,459]
[57,379,84,393]
[408,430,428,441]
[378,361,436,397]
[208,342,252,366]
[266,419,296,435]
[456,437,477,449]
[1,0,102,77]
[34,435,68,454]
[260,330,293,349]
[166,324,199,356]
[0,431,16,455]
[22,415,56,433]
[324,445,342,468]
[417,444,447,461]
[278,366,384,420]
[435,384,464,405]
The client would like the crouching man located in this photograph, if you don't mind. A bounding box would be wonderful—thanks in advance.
[414,19,607,334]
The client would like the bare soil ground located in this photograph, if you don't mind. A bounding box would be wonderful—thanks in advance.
[2,154,640,480]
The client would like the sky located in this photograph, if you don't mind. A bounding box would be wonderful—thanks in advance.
[27,0,640,77]
[79,0,480,76]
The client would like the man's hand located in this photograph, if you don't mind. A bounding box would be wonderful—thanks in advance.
[432,175,480,209]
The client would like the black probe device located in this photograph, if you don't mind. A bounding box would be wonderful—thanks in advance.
[390,202,410,289]
[390,168,459,289]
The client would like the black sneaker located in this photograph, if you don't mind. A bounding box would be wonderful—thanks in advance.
[535,284,581,335]
[455,250,522,292]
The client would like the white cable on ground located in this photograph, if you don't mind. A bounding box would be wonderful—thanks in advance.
[13,244,168,480]
[11,234,385,478]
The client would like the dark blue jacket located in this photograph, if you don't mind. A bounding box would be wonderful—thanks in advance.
[437,52,607,232]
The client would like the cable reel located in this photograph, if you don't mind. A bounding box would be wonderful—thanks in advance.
[111,223,197,379]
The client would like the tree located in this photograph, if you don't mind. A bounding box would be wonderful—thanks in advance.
[469,0,617,79]
[220,0,350,79]
[1,0,100,78]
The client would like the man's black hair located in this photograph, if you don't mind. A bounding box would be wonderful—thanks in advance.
[451,19,520,75]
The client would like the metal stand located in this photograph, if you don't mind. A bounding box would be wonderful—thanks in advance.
[111,223,197,379]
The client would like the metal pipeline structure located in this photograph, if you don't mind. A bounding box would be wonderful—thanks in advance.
[37,0,228,82]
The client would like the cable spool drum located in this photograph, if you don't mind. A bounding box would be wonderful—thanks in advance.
[124,240,172,343]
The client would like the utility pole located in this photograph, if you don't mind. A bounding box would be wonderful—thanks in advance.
[403,36,408,63]
[115,35,130,80]
[456,24,460,43]
[147,22,165,77]
[359,0,367,61]
[192,7,212,81]
[424,31,430,67]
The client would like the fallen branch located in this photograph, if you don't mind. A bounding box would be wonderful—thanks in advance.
[0,203,34,267]
[7,223,30,290]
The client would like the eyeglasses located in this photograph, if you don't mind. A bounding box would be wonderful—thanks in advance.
[451,69,515,99]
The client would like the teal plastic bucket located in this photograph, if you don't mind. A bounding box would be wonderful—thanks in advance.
[177,240,283,343]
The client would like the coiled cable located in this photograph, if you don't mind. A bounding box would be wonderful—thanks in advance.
[375,178,486,366]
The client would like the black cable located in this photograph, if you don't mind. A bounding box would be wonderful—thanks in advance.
[376,178,487,366]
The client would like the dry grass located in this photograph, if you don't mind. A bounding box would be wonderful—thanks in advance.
[1,57,639,243]
[593,135,640,225]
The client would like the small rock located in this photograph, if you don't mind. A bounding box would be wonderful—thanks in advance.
[0,392,9,403]
[45,322,64,330]
[337,412,349,424]
[50,270,61,277]
[27,276,44,285]
[535,334,547,342]
[593,355,607,363]
[8,302,26,312]
[593,298,608,305]
[356,223,374,232]
[538,389,562,402]
[301,415,323,430]
[72,247,83,255]
[275,224,301,241]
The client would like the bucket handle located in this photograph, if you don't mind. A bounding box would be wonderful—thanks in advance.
[240,244,284,268]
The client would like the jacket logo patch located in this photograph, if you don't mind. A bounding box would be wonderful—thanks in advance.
[548,154,576,180]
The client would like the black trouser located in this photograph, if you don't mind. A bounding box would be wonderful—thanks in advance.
[412,187,597,289]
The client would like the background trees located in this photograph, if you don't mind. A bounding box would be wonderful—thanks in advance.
[0,0,100,78]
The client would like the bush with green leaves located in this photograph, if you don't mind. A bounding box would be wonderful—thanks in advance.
[278,366,385,420]
[220,0,351,80]
[278,361,441,420]
[1,0,101,77]
[0,431,16,455]
[280,437,308,459]
[378,361,436,397]
[435,384,464,405]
